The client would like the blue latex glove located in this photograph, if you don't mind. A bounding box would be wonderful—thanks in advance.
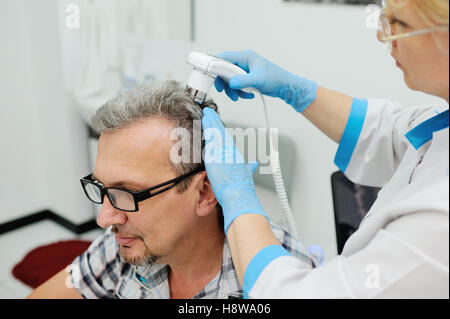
[201,107,269,233]
[307,244,325,266]
[215,50,318,113]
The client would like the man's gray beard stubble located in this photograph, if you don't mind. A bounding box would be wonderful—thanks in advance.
[111,225,160,266]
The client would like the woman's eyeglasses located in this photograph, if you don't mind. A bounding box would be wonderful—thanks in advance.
[378,10,448,44]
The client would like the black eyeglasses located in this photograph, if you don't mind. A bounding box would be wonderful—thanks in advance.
[80,167,205,212]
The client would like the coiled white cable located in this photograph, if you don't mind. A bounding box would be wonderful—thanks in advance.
[257,92,299,240]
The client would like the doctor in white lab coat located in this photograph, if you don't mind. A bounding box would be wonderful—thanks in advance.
[201,0,449,298]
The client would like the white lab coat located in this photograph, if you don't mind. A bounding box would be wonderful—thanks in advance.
[247,98,449,298]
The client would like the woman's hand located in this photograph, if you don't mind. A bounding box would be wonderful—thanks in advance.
[201,107,269,233]
[214,50,318,113]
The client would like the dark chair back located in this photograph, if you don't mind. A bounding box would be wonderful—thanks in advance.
[331,171,380,254]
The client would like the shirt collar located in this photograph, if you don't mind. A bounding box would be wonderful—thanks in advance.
[133,238,242,299]
[405,109,449,150]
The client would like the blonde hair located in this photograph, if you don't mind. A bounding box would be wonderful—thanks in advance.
[389,0,449,27]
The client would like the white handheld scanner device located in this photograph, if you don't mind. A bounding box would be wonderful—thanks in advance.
[186,52,256,104]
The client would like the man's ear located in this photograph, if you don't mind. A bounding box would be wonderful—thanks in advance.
[194,171,218,217]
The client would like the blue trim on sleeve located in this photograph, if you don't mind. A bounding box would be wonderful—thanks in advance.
[243,245,290,299]
[334,98,369,173]
[405,109,449,150]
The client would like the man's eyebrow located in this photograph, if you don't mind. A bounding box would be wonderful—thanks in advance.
[91,173,101,183]
[91,173,146,189]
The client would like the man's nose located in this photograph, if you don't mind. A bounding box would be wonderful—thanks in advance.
[96,196,127,229]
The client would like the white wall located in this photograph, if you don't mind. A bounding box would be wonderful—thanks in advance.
[0,0,48,222]
[0,0,94,225]
[191,0,446,258]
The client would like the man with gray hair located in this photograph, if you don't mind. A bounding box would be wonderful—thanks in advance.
[27,81,317,299]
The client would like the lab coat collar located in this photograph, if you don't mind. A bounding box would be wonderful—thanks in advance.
[405,109,449,150]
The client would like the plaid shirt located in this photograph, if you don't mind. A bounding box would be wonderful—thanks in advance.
[70,222,318,299]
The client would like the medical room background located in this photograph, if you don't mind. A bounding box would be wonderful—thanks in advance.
[0,0,445,298]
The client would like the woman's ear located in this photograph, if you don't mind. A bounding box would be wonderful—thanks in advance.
[194,171,218,217]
